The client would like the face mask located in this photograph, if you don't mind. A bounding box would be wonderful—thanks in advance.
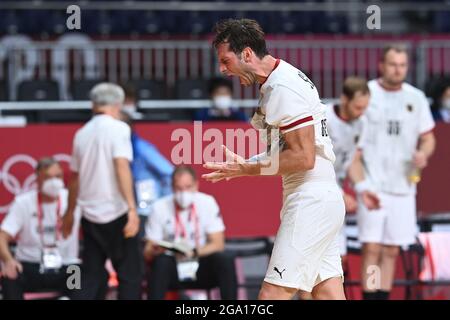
[213,96,233,109]
[123,104,137,114]
[41,178,64,198]
[443,99,450,110]
[174,191,195,209]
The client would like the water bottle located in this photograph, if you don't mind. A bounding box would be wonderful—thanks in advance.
[409,166,422,184]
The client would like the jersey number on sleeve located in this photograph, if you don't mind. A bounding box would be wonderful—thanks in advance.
[298,71,315,89]
[321,119,329,137]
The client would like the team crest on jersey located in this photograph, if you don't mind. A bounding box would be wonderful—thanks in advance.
[407,104,413,112]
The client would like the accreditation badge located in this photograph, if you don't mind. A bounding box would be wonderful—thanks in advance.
[177,259,200,282]
[40,245,63,273]
[136,179,157,207]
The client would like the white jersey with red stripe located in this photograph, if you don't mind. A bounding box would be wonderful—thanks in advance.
[360,79,435,195]
[326,103,366,185]
[253,59,337,196]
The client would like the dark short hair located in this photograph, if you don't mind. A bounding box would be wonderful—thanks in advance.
[172,165,197,184]
[35,157,59,173]
[342,77,370,100]
[381,44,409,62]
[212,18,269,59]
[122,83,137,101]
[208,77,233,96]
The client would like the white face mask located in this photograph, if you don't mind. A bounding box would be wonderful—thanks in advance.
[174,191,195,209]
[123,104,137,114]
[443,99,450,110]
[213,96,233,109]
[41,178,64,198]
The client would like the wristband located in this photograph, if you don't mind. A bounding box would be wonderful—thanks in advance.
[354,180,372,194]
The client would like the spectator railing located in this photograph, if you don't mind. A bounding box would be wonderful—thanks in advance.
[1,36,450,102]
[416,40,450,90]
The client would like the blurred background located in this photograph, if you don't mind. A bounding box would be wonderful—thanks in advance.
[0,0,449,122]
[0,0,450,300]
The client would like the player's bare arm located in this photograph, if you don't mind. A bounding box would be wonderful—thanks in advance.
[414,131,436,169]
[276,125,316,174]
[348,150,380,210]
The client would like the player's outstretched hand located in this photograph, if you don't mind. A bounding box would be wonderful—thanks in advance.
[202,145,247,183]
[223,145,245,164]
[361,191,380,210]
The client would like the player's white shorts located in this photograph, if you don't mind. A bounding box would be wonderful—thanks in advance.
[357,192,417,246]
[338,225,347,256]
[264,183,345,293]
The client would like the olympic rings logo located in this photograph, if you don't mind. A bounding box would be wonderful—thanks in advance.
[0,153,71,214]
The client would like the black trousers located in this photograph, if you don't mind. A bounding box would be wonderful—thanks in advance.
[147,252,238,300]
[71,214,143,300]
[1,262,78,300]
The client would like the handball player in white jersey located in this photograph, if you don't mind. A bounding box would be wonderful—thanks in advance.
[325,77,380,258]
[203,18,346,300]
[352,45,436,300]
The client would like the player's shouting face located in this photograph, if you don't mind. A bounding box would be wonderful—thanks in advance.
[212,19,270,86]
[216,43,257,86]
